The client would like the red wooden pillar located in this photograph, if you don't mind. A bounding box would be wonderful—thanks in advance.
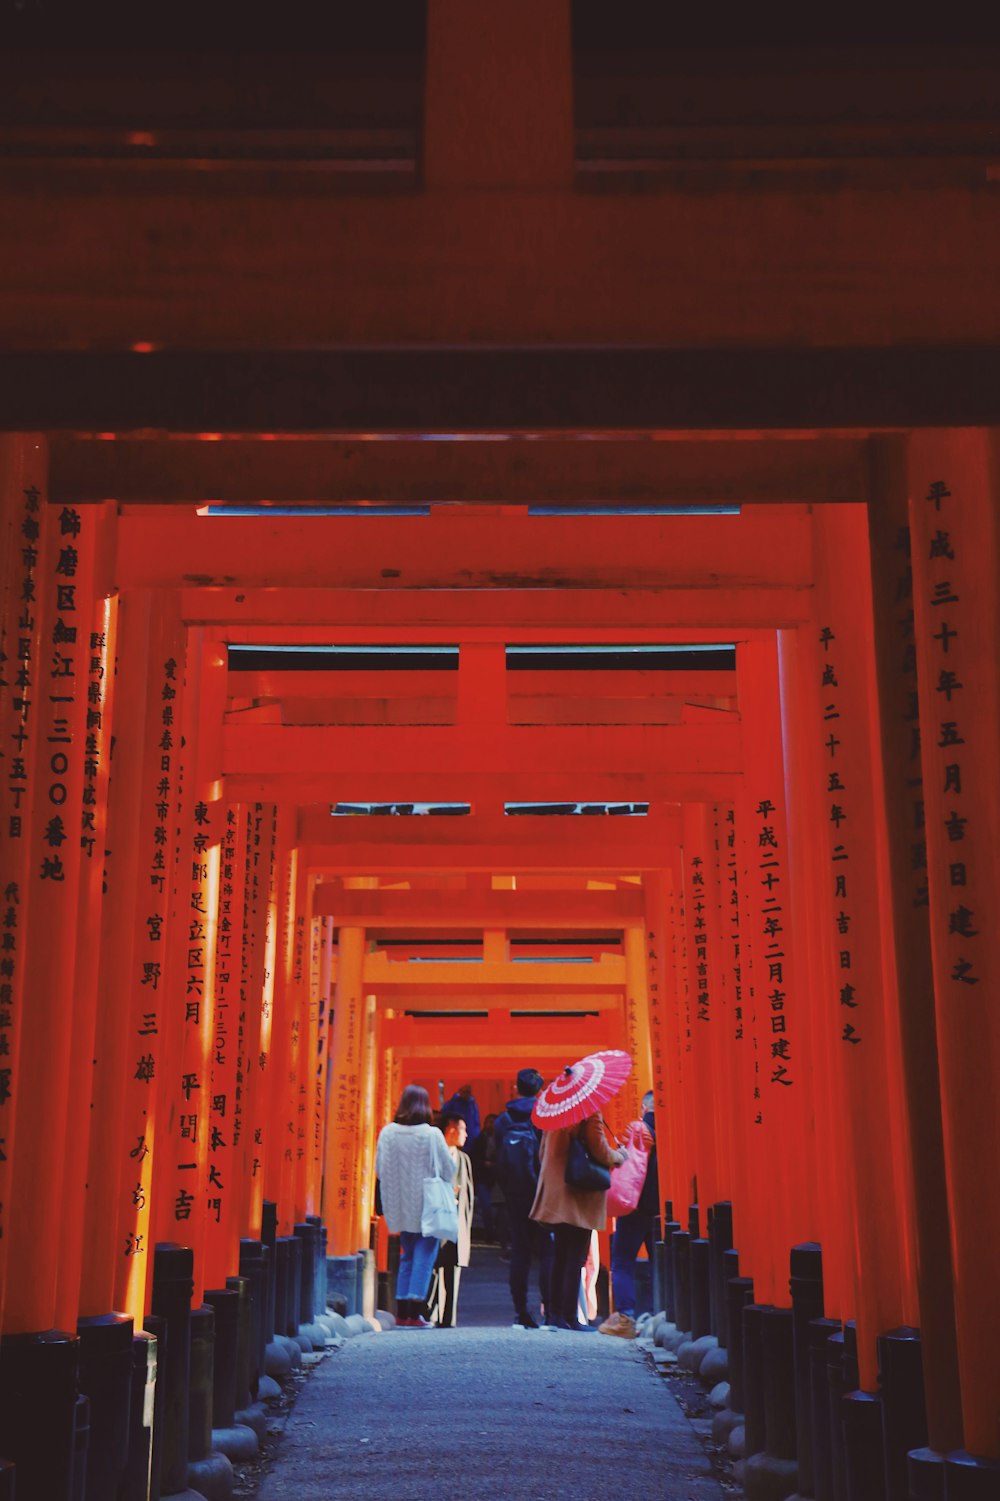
[680,803,723,1209]
[866,438,964,1454]
[621,925,653,1128]
[79,590,153,1318]
[0,437,47,1330]
[237,803,277,1241]
[787,504,919,1389]
[203,802,248,1292]
[5,493,96,1334]
[907,431,1000,1463]
[112,595,185,1322]
[262,816,297,1233]
[642,871,673,1212]
[55,510,119,1331]
[736,636,816,1306]
[148,631,225,1308]
[324,923,366,1254]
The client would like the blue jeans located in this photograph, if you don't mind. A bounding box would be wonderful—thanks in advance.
[397,1232,441,1301]
[611,1212,654,1317]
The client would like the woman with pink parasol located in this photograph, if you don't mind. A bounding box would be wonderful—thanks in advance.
[529,1051,631,1330]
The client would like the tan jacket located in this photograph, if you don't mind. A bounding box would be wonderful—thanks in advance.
[529,1114,627,1232]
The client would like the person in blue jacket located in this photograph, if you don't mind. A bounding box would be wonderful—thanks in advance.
[441,1083,481,1145]
[493,1067,554,1328]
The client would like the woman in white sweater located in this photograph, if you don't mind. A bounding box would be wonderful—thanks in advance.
[375,1085,456,1327]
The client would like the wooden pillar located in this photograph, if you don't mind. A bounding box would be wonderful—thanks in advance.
[620,926,653,1128]
[5,492,96,1334]
[55,513,118,1331]
[907,430,1000,1461]
[263,817,298,1234]
[0,437,47,1329]
[790,506,919,1388]
[866,438,964,1453]
[680,804,723,1209]
[203,802,248,1292]
[237,802,277,1241]
[355,993,379,1251]
[324,924,366,1254]
[736,637,816,1306]
[148,631,225,1308]
[423,0,573,191]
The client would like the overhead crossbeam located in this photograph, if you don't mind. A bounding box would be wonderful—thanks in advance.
[359,954,626,993]
[117,506,812,591]
[50,434,870,507]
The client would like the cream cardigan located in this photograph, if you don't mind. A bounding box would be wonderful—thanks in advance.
[375,1122,456,1234]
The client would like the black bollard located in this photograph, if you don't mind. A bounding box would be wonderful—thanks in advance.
[689,1202,701,1238]
[77,1311,134,1501]
[188,1304,234,1497]
[789,1243,825,1499]
[305,1215,324,1318]
[877,1329,927,1501]
[652,1238,666,1316]
[260,1203,278,1345]
[690,1239,712,1340]
[317,1223,329,1312]
[662,1221,681,1322]
[743,1304,772,1463]
[118,1329,157,1501]
[746,1307,800,1499]
[150,1242,194,1497]
[274,1238,291,1340]
[238,1240,266,1399]
[672,1229,692,1332]
[843,1390,886,1501]
[71,1395,90,1501]
[203,1291,239,1429]
[725,1275,754,1416]
[142,1312,167,1501]
[0,1326,79,1501]
[225,1277,253,1414]
[808,1319,842,1501]
[0,1461,14,1499]
[827,1329,851,1501]
[711,1203,734,1344]
[941,1451,1000,1500]
[285,1237,303,1337]
[295,1224,318,1329]
[906,1447,945,1501]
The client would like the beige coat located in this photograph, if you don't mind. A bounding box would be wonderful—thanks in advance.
[529,1114,627,1232]
[450,1145,475,1267]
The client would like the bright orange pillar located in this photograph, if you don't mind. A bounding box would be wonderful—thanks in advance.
[237,802,277,1241]
[680,803,723,1209]
[619,925,653,1128]
[5,492,96,1334]
[263,813,297,1232]
[323,923,366,1253]
[907,430,1000,1460]
[203,802,248,1292]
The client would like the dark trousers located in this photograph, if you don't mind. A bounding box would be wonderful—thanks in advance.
[610,1211,655,1317]
[430,1240,461,1326]
[551,1223,592,1326]
[508,1202,554,1318]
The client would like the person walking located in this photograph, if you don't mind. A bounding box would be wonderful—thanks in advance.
[441,1083,481,1145]
[530,1111,627,1331]
[600,1090,658,1339]
[467,1112,497,1242]
[429,1113,475,1327]
[494,1067,554,1328]
[375,1084,456,1328]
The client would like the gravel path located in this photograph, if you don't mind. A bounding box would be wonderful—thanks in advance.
[256,1252,727,1501]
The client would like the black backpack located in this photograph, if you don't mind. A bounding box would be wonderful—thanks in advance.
[495,1116,540,1196]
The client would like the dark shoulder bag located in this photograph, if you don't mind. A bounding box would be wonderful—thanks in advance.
[564,1129,611,1192]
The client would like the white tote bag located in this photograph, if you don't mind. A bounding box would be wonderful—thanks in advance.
[421,1162,459,1243]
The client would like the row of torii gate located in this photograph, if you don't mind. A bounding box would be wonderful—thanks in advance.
[0,427,998,1500]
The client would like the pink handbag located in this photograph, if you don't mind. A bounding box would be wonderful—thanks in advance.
[607,1120,651,1218]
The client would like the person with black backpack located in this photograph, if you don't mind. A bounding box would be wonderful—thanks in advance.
[493,1067,554,1328]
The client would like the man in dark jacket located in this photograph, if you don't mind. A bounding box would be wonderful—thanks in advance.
[493,1067,554,1328]
[599,1091,658,1339]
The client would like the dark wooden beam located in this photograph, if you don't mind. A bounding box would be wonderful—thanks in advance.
[309,886,643,927]
[6,348,1000,430]
[49,434,871,506]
